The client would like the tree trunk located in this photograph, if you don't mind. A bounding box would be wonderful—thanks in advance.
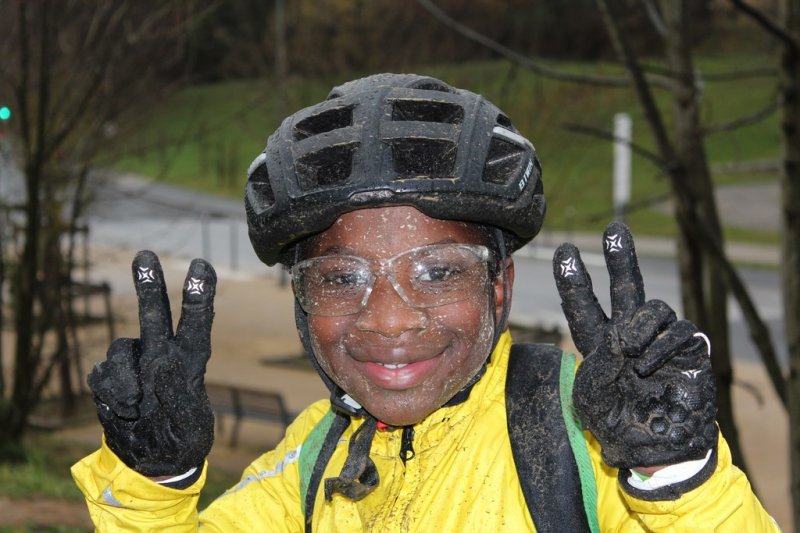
[0,0,198,460]
[660,0,745,473]
[2,0,50,459]
[3,160,42,458]
[46,237,76,417]
[779,0,800,527]
[0,214,5,399]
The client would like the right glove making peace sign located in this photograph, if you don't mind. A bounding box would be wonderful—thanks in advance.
[553,222,717,470]
[88,251,217,478]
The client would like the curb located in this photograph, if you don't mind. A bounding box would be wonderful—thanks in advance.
[517,231,779,268]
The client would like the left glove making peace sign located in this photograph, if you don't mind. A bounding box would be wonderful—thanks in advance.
[88,251,217,478]
[553,222,717,471]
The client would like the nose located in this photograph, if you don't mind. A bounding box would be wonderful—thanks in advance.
[354,274,428,336]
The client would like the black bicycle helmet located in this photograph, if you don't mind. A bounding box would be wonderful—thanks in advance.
[245,73,545,266]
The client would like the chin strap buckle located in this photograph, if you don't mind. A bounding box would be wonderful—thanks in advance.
[331,390,366,417]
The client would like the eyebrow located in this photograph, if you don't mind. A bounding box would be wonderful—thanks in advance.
[315,238,462,258]
[315,245,354,256]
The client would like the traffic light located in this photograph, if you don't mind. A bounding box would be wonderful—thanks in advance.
[0,106,10,122]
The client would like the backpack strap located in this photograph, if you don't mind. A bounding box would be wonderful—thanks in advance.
[298,410,351,533]
[298,344,600,532]
[506,343,599,532]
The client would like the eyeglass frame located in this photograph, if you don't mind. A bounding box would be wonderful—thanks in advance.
[290,243,494,317]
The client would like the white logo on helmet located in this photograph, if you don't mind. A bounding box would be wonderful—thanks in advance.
[519,159,533,192]
[491,126,534,193]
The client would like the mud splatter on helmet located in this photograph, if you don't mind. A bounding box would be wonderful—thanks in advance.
[245,73,545,266]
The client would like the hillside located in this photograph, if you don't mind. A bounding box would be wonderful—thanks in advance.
[108,56,780,241]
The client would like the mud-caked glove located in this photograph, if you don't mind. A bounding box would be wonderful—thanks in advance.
[553,222,717,470]
[88,251,216,477]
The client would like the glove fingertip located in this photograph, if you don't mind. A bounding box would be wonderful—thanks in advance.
[188,258,217,284]
[552,243,583,279]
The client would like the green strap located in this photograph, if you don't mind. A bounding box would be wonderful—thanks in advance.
[559,352,600,533]
[298,409,335,515]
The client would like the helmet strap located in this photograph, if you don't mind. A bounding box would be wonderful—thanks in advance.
[492,227,511,349]
[294,298,366,417]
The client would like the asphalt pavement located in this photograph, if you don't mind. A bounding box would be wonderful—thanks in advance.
[83,171,782,270]
[1,162,784,365]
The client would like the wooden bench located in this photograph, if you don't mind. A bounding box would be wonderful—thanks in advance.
[205,383,294,448]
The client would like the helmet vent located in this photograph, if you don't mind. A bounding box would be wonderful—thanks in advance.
[409,80,455,93]
[247,161,275,208]
[293,106,354,141]
[482,137,526,185]
[296,143,358,189]
[392,99,464,124]
[496,114,513,129]
[389,139,456,178]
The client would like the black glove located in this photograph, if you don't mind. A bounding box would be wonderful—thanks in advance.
[553,222,717,470]
[88,251,216,477]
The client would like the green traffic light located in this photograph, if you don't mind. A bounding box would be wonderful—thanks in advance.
[0,106,10,121]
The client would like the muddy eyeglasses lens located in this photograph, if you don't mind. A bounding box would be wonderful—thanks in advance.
[291,244,491,317]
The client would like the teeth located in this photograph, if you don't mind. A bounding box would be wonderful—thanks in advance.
[378,363,409,369]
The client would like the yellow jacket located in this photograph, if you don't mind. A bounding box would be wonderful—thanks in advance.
[72,332,777,531]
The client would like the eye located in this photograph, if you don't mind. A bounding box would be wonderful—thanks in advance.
[320,268,366,287]
[415,263,463,283]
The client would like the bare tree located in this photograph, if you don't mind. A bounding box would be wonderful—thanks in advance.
[726,0,800,525]
[596,0,749,475]
[418,0,788,480]
[0,0,202,459]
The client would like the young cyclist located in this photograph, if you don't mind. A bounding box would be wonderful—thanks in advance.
[73,73,778,531]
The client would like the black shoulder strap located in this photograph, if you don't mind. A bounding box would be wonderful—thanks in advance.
[301,344,599,532]
[300,411,351,533]
[506,343,598,533]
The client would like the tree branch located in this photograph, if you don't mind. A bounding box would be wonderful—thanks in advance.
[690,209,787,405]
[561,121,666,166]
[34,0,53,165]
[639,62,776,82]
[703,93,781,135]
[711,158,780,175]
[728,0,800,55]
[415,0,675,89]
[594,0,677,163]
[582,191,672,223]
[596,0,785,405]
[697,67,777,82]
[642,0,668,37]
[46,2,122,135]
[16,0,32,156]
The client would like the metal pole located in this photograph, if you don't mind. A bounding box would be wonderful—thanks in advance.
[613,113,632,223]
[230,220,238,271]
[201,214,210,262]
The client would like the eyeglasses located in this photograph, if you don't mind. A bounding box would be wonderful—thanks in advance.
[291,243,491,317]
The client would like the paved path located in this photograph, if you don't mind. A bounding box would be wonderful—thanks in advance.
[84,171,273,284]
[83,172,782,273]
[716,181,780,232]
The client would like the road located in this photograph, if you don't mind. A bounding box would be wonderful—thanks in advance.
[80,172,786,367]
[84,171,271,278]
[0,158,780,368]
[511,250,785,366]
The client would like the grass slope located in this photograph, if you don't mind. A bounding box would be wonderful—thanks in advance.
[108,56,780,241]
[0,433,242,528]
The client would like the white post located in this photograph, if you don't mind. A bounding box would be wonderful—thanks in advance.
[613,113,632,223]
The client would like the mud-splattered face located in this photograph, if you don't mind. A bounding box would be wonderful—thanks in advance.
[301,205,512,426]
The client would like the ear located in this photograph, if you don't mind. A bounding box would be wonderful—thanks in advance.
[493,257,514,328]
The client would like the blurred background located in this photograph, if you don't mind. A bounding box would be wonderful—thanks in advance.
[0,0,797,530]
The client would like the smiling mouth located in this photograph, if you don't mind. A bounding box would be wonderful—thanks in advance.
[357,353,444,391]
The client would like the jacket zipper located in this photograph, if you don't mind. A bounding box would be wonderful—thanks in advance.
[400,426,415,464]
